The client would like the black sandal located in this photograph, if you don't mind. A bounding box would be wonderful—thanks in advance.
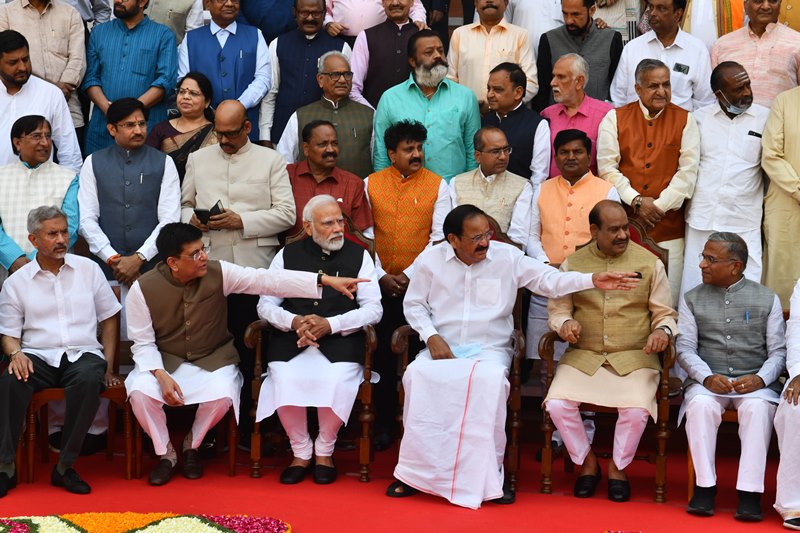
[386,479,419,498]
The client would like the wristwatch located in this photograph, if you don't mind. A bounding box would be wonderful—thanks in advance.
[7,348,20,360]
[135,252,146,262]
[657,325,673,338]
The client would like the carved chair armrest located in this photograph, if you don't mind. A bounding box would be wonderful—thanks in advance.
[362,324,377,381]
[391,325,417,374]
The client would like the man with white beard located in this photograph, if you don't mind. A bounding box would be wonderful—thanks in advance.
[373,29,481,182]
[255,195,382,485]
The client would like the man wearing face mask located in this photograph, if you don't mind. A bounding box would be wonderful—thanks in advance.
[711,0,800,108]
[680,63,768,300]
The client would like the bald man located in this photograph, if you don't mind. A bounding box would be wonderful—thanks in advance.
[180,99,296,435]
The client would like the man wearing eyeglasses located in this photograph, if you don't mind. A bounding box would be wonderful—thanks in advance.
[79,98,180,287]
[387,203,642,507]
[677,232,785,520]
[277,51,374,179]
[711,0,800,108]
[180,99,295,438]
[179,0,271,142]
[124,221,367,485]
[449,126,531,249]
[259,0,352,147]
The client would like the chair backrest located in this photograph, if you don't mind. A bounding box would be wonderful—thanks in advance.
[285,212,375,260]
[627,217,670,276]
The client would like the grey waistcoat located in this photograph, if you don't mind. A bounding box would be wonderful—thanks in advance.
[544,25,618,103]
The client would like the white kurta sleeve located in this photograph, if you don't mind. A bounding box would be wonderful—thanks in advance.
[276,113,299,163]
[126,281,166,372]
[758,294,788,386]
[531,112,551,190]
[526,185,549,262]
[517,253,594,299]
[507,181,532,251]
[787,280,800,380]
[256,249,296,331]
[402,253,439,343]
[676,292,713,384]
[597,109,640,206]
[652,113,700,213]
[259,39,280,140]
[220,260,322,299]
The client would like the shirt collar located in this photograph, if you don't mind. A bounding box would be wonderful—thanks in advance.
[725,276,748,293]
[710,100,757,120]
[478,167,496,182]
[321,96,348,109]
[116,15,149,31]
[27,254,76,280]
[645,27,688,49]
[294,160,341,183]
[558,171,593,187]
[637,99,665,120]
[495,101,523,120]
[407,73,450,94]
[210,20,237,35]
[470,18,510,33]
[748,21,778,38]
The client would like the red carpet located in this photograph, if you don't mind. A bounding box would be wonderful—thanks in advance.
[2,431,785,533]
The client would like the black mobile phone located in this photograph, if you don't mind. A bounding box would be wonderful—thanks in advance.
[210,200,224,216]
[634,272,643,279]
[194,209,211,225]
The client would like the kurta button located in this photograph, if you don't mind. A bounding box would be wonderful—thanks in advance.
[729,367,734,372]
[186,336,190,340]
[605,296,610,300]
[726,335,731,339]
[313,301,319,306]
[125,203,130,208]
[184,303,189,308]
[643,185,649,190]
[725,300,730,304]
[125,180,130,185]
[565,216,571,221]
[648,121,653,126]
[647,142,653,148]
[603,334,608,340]
[567,202,573,207]
[602,352,608,356]
[726,318,731,323]
[569,190,574,195]
[563,245,568,249]
[396,49,401,54]
[565,231,569,235]
[604,314,608,319]
[186,320,191,326]
[187,352,192,357]
[645,163,651,169]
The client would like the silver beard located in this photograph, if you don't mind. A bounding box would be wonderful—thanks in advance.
[313,231,345,252]
[414,64,448,88]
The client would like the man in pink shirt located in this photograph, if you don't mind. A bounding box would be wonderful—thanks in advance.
[324,0,426,44]
[541,53,613,178]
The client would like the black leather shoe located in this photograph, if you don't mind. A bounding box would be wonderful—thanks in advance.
[735,490,763,522]
[607,479,631,502]
[489,485,516,504]
[386,479,419,498]
[573,468,602,498]
[784,517,800,530]
[148,459,176,486]
[51,466,91,494]
[313,464,337,485]
[687,485,716,516]
[280,464,311,484]
[0,472,17,498]
[374,430,393,452]
[182,449,203,479]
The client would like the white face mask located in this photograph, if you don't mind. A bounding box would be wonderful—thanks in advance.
[717,90,751,116]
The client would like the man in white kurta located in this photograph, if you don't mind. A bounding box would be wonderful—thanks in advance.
[125,222,366,486]
[255,195,381,485]
[678,232,785,520]
[775,279,800,530]
[388,204,640,509]
[681,62,769,299]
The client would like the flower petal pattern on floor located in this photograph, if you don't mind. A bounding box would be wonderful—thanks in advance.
[2,514,291,533]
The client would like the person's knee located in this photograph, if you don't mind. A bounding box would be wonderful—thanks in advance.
[546,399,576,419]
[686,395,722,418]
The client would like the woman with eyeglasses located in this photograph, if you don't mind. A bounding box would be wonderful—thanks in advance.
[146,72,218,183]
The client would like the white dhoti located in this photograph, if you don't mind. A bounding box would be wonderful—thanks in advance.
[681,385,778,492]
[255,347,378,459]
[681,226,762,301]
[544,365,659,469]
[125,362,242,455]
[394,352,510,509]
[775,399,800,520]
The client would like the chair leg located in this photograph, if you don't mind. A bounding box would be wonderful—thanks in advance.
[15,435,24,483]
[27,407,36,483]
[358,386,373,483]
[655,414,670,503]
[540,410,553,494]
[39,405,49,464]
[134,420,143,479]
[687,447,695,502]
[228,409,237,477]
[250,420,261,479]
[506,405,520,493]
[107,400,117,461]
[124,402,133,480]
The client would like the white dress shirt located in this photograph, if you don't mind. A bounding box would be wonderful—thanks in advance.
[687,102,770,232]
[0,75,82,172]
[448,169,532,250]
[787,280,800,381]
[677,280,786,387]
[363,175,451,279]
[324,0,426,38]
[597,100,700,209]
[78,152,181,262]
[404,241,593,363]
[0,254,121,367]
[126,260,322,372]
[178,20,271,110]
[530,118,551,190]
[259,35,351,138]
[527,174,620,263]
[610,29,715,111]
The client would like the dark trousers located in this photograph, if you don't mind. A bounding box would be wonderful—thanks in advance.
[0,352,106,467]
[373,291,420,435]
[227,293,260,437]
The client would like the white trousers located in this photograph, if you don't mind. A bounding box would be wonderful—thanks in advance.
[775,400,800,520]
[525,294,567,361]
[546,399,649,470]
[681,226,762,301]
[129,391,231,456]
[277,406,343,460]
[685,394,775,492]
[658,237,684,308]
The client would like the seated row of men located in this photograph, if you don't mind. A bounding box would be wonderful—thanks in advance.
[1,199,799,531]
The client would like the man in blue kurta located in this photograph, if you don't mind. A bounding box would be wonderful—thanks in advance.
[179,0,271,142]
[81,0,177,155]
[373,29,480,182]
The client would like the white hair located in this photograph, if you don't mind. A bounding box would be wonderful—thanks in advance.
[27,205,66,234]
[557,53,589,88]
[318,51,350,74]
[302,194,340,222]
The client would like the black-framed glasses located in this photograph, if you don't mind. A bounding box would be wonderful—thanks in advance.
[181,246,210,262]
[297,9,324,17]
[463,230,494,244]
[478,146,513,156]
[320,71,354,81]
[698,253,737,264]
[213,123,246,139]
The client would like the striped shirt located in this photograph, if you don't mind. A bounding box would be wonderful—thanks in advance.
[711,22,800,108]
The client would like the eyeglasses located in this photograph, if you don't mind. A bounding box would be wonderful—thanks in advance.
[320,71,354,81]
[297,9,323,17]
[213,123,246,139]
[23,132,52,141]
[178,88,204,98]
[478,146,513,156]
[212,0,239,4]
[116,120,147,130]
[698,253,737,264]
[463,230,494,244]
[181,246,210,262]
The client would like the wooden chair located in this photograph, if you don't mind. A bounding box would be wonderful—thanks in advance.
[244,216,379,482]
[25,286,134,481]
[538,222,675,503]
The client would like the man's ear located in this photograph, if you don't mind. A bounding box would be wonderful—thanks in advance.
[589,223,599,240]
[446,233,458,246]
[166,256,179,271]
